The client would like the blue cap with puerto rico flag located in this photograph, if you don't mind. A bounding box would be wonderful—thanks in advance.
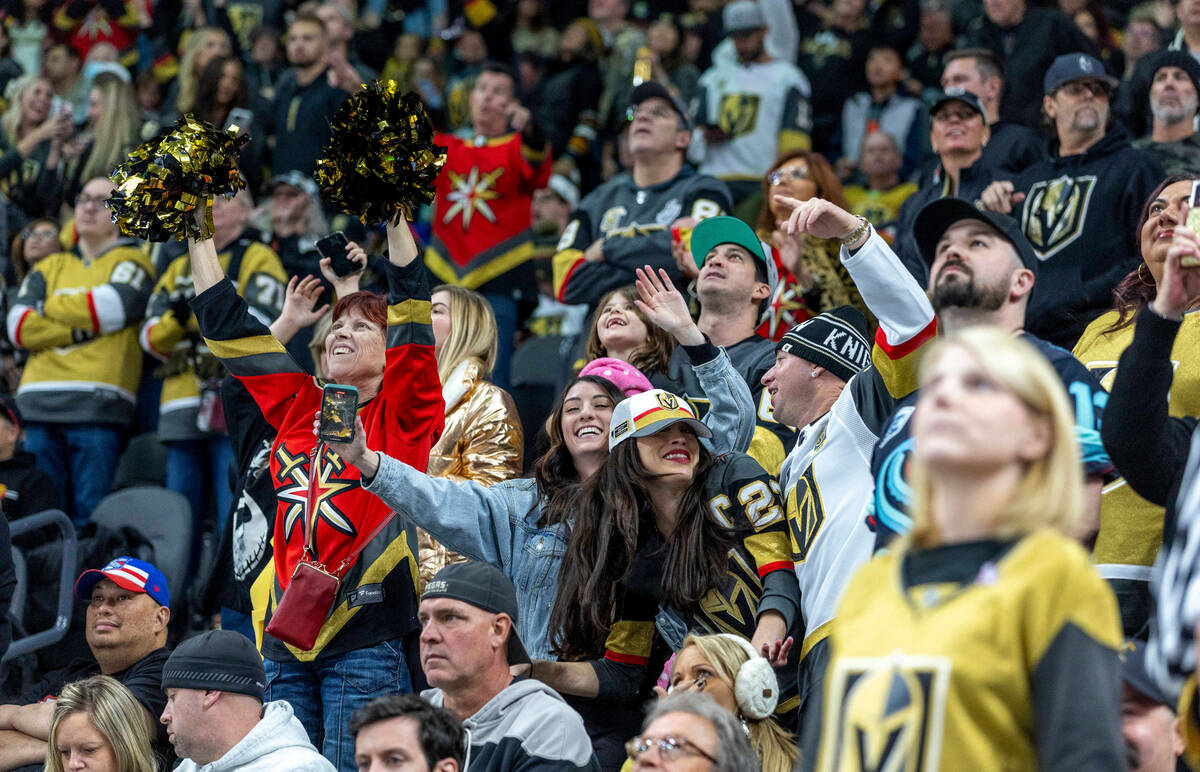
[75,556,169,607]
[608,389,713,449]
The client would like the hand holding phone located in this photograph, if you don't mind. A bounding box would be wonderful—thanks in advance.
[1186,182,1200,267]
[319,384,359,444]
[316,232,361,277]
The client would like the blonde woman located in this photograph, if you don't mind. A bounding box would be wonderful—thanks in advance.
[0,75,70,218]
[45,675,156,772]
[63,71,140,203]
[420,284,524,583]
[665,634,798,772]
[804,328,1125,771]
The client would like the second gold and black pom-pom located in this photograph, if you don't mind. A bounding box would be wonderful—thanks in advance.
[315,81,446,224]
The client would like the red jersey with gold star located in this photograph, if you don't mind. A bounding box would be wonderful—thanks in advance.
[191,258,443,659]
[426,131,551,291]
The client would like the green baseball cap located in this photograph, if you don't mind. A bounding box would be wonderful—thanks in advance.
[689,216,778,292]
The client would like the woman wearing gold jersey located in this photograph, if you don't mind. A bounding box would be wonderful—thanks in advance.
[1074,174,1200,637]
[803,328,1125,771]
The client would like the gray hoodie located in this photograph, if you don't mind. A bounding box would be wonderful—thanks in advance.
[173,700,334,772]
[423,678,599,771]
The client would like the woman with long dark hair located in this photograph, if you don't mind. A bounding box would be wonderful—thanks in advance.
[1074,173,1200,635]
[528,387,796,765]
[192,55,266,194]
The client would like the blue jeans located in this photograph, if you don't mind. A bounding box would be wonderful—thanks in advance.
[165,436,235,536]
[482,291,517,391]
[263,637,412,772]
[24,423,122,524]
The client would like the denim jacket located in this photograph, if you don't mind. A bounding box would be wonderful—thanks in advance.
[362,344,755,659]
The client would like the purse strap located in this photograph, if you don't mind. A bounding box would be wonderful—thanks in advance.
[303,441,403,578]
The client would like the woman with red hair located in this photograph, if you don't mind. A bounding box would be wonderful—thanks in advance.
[186,207,443,771]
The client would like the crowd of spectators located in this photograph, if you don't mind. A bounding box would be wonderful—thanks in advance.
[2,0,1200,769]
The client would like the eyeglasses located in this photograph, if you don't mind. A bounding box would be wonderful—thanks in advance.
[1057,80,1109,98]
[75,194,110,209]
[768,166,809,186]
[21,227,57,240]
[625,735,718,764]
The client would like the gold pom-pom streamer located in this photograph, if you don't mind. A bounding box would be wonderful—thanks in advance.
[315,81,446,224]
[107,114,248,242]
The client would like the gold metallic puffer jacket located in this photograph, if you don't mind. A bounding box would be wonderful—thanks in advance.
[418,358,524,587]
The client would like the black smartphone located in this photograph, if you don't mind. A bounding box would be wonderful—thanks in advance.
[316,231,360,277]
[319,384,359,444]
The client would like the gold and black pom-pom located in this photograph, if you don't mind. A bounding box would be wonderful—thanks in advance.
[107,114,248,242]
[315,80,446,225]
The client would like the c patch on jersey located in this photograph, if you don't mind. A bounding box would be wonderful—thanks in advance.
[717,94,761,139]
[1020,174,1096,260]
[821,652,951,772]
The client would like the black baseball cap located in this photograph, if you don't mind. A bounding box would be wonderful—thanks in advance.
[422,561,530,665]
[929,88,985,119]
[1121,639,1172,708]
[912,198,1039,279]
[630,81,692,131]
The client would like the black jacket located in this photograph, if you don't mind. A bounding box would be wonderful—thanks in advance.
[1102,307,1198,543]
[964,7,1099,128]
[983,121,1048,177]
[0,451,59,527]
[1013,127,1163,346]
[893,156,998,281]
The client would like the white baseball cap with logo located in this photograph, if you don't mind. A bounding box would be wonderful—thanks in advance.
[608,389,713,450]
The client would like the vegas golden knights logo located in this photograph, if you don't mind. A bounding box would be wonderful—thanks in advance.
[656,392,679,410]
[1020,174,1096,260]
[717,94,761,140]
[787,464,825,564]
[821,653,951,772]
[698,550,762,634]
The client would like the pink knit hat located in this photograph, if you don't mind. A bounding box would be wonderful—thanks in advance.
[578,358,653,397]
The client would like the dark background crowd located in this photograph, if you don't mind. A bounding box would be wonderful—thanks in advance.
[0,0,1197,768]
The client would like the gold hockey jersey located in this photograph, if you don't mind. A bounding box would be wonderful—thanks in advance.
[8,240,154,425]
[808,530,1124,771]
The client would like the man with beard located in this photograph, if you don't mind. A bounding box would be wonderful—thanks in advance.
[759,196,937,715]
[1133,51,1200,175]
[980,53,1162,347]
[868,198,1111,552]
[269,12,348,177]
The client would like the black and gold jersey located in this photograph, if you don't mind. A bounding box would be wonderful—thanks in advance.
[594,453,797,711]
[803,530,1124,771]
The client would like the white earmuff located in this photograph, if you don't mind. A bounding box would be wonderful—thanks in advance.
[716,634,779,720]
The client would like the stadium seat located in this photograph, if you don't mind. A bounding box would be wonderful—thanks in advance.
[89,487,191,613]
[111,432,169,490]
